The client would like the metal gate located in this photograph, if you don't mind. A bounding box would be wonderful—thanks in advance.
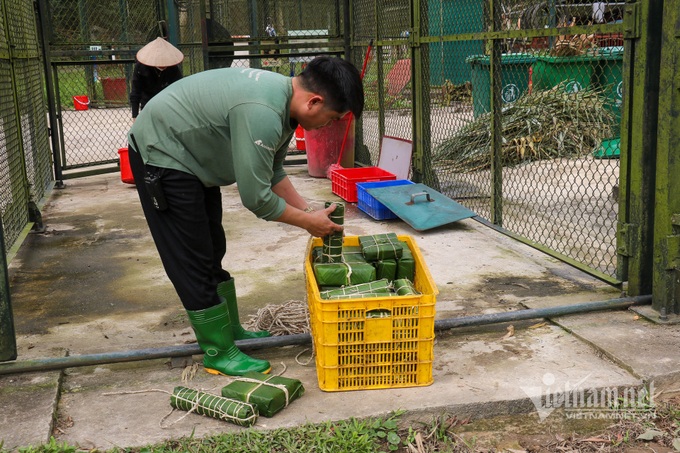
[651,0,680,315]
[353,0,630,282]
[41,0,348,181]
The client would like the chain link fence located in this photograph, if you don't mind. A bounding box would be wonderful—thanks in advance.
[352,0,413,171]
[0,0,53,257]
[356,0,625,280]
[2,0,627,281]
[47,0,346,177]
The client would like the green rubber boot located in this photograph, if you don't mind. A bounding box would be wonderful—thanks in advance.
[217,278,271,340]
[186,301,271,376]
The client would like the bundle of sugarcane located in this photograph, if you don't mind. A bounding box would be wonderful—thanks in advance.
[433,85,617,173]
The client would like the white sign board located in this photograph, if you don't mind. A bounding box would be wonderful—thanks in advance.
[378,136,412,180]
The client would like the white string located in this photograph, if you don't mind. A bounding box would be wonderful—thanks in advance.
[238,376,291,407]
[102,387,257,428]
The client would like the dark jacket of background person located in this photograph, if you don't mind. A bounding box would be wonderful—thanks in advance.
[129,62,182,119]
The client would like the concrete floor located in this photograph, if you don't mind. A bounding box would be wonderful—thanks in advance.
[0,164,678,451]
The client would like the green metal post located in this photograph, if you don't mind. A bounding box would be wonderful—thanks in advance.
[489,0,502,225]
[249,0,261,69]
[0,0,16,362]
[165,0,179,45]
[411,0,437,189]
[618,0,662,294]
[120,0,131,82]
[0,209,16,362]
[348,0,370,166]
[548,0,556,48]
[343,0,350,60]
[652,0,680,316]
[376,0,385,145]
[199,0,209,71]
[120,0,129,42]
[36,0,64,187]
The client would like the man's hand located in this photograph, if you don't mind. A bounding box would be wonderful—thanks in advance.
[305,203,343,238]
[272,179,345,236]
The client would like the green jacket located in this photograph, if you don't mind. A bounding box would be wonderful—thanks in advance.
[128,68,295,221]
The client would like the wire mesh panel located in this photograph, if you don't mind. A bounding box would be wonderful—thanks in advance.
[0,0,52,255]
[426,0,623,278]
[351,0,625,279]
[14,59,53,206]
[425,0,489,214]
[354,0,413,168]
[0,62,28,253]
[54,62,134,170]
[10,0,52,203]
[179,0,347,159]
[378,0,412,166]
[47,0,345,175]
[47,0,161,174]
[49,0,158,45]
[189,0,345,73]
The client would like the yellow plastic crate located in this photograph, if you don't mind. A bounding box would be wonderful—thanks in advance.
[305,235,438,392]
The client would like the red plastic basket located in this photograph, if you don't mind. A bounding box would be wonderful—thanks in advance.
[330,167,396,202]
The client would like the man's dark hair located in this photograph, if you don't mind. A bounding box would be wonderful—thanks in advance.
[298,56,364,119]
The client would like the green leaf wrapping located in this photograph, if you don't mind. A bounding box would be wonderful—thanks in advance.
[221,371,305,418]
[341,246,367,263]
[396,244,415,281]
[394,278,420,296]
[313,262,376,286]
[359,233,404,261]
[325,291,392,300]
[319,278,392,299]
[170,386,258,427]
[322,202,345,263]
[375,259,397,281]
[313,246,367,264]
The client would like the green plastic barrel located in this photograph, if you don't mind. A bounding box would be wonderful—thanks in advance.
[532,54,599,94]
[466,53,536,117]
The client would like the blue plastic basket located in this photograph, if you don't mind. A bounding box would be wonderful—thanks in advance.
[356,179,414,220]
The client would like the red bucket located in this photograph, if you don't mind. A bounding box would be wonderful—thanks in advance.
[294,125,306,151]
[118,147,135,184]
[73,95,89,111]
[304,116,355,178]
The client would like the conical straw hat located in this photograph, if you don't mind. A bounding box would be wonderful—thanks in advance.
[136,37,184,67]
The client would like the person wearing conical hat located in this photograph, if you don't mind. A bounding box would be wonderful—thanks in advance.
[129,37,184,120]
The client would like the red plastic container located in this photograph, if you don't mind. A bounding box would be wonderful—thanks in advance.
[304,116,355,178]
[118,147,135,184]
[294,125,306,151]
[73,95,89,111]
[102,77,128,103]
[330,167,396,203]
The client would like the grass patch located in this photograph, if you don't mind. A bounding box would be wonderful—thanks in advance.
[5,391,680,452]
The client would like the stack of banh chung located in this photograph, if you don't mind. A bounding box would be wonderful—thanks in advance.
[312,229,420,300]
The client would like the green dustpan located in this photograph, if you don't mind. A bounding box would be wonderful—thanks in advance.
[366,183,476,231]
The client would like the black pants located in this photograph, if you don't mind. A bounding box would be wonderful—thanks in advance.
[128,146,230,311]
